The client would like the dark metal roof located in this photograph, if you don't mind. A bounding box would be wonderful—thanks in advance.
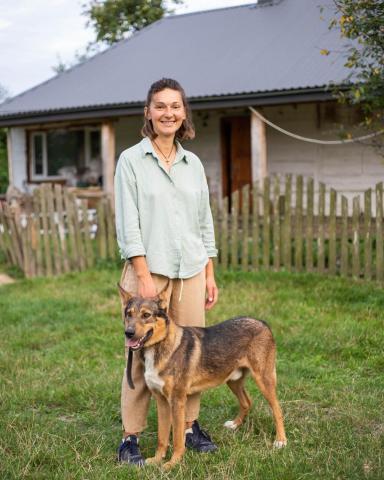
[0,0,351,125]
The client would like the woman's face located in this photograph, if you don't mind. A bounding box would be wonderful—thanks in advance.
[145,88,186,139]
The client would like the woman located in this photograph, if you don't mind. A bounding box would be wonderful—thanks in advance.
[114,78,219,465]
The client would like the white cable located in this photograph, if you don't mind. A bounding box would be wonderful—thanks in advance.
[249,106,384,145]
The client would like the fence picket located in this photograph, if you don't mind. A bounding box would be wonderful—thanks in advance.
[262,177,270,269]
[241,185,250,271]
[252,182,260,271]
[283,174,292,271]
[63,188,79,270]
[306,177,314,272]
[364,189,372,281]
[272,175,281,271]
[81,200,94,268]
[46,184,62,275]
[376,183,383,282]
[97,199,107,260]
[317,183,326,273]
[230,190,239,269]
[40,185,53,276]
[352,196,360,279]
[329,189,337,275]
[54,185,70,274]
[32,189,44,276]
[295,175,303,271]
[340,196,349,277]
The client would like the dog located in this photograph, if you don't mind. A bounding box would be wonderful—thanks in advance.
[118,283,287,469]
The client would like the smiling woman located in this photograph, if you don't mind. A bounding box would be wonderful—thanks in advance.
[114,78,219,466]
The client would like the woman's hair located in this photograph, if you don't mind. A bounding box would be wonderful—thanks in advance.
[141,78,195,141]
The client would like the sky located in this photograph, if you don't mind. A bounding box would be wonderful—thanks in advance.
[0,0,255,98]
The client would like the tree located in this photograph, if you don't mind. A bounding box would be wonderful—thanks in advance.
[321,0,384,139]
[0,84,10,194]
[83,0,183,46]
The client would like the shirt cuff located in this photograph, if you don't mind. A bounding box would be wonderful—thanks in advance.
[119,246,146,260]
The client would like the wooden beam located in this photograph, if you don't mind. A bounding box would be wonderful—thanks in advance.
[101,121,116,205]
[251,109,267,182]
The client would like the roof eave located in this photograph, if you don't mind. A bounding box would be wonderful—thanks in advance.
[0,87,340,127]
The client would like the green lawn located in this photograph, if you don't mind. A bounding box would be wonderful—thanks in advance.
[0,266,383,479]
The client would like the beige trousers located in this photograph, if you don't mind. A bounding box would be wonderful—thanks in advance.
[120,262,206,434]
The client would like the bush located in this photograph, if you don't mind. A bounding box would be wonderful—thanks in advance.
[0,128,8,194]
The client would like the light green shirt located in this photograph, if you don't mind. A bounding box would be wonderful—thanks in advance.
[114,137,217,279]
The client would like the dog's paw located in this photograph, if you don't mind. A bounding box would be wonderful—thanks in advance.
[273,439,287,449]
[223,420,238,430]
[146,456,162,465]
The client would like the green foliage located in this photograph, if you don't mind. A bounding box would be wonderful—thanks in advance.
[83,0,183,46]
[0,267,383,478]
[0,128,8,194]
[325,1,384,136]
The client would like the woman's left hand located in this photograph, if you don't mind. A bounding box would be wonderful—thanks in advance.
[205,275,219,310]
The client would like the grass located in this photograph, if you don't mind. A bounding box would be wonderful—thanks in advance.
[0,265,383,479]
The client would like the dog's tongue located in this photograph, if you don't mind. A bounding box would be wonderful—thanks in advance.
[127,338,140,348]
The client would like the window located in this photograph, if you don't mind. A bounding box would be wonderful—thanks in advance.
[30,127,101,185]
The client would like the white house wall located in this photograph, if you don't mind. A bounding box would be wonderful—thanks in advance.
[8,127,26,191]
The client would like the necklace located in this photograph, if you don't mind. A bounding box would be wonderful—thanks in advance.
[152,139,175,164]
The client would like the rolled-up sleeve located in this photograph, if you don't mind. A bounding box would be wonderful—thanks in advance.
[114,154,146,259]
[199,167,218,258]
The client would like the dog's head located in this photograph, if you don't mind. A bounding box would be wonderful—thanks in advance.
[118,282,170,350]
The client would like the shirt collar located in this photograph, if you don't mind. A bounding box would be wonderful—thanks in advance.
[140,137,188,164]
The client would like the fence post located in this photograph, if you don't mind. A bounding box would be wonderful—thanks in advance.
[230,190,239,269]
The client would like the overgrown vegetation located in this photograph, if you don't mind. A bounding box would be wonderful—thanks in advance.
[0,128,8,194]
[0,267,383,479]
[321,0,384,151]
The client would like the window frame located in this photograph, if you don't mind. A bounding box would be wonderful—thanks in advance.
[29,126,101,182]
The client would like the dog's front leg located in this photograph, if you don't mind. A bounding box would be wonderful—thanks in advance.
[146,393,171,465]
[163,393,187,470]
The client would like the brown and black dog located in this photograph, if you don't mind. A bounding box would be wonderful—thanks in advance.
[119,283,287,469]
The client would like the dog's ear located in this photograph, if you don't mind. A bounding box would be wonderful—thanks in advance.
[157,280,171,311]
[117,283,133,305]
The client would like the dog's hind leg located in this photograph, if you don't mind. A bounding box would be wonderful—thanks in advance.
[249,358,287,448]
[224,375,252,430]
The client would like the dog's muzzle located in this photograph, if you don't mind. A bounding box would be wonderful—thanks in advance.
[125,329,153,350]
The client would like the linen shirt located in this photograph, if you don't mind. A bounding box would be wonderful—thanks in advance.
[114,137,217,279]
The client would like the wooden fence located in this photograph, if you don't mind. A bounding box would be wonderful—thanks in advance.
[0,184,115,277]
[0,176,383,281]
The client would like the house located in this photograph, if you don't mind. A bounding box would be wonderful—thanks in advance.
[0,0,383,204]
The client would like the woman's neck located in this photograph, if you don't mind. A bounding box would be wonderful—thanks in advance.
[153,135,175,151]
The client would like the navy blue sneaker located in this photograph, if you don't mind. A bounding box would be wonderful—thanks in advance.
[185,421,218,453]
[117,435,145,466]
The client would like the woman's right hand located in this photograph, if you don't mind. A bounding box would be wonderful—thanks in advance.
[137,273,158,298]
[131,256,158,298]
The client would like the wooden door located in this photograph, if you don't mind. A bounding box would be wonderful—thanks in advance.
[221,116,252,199]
